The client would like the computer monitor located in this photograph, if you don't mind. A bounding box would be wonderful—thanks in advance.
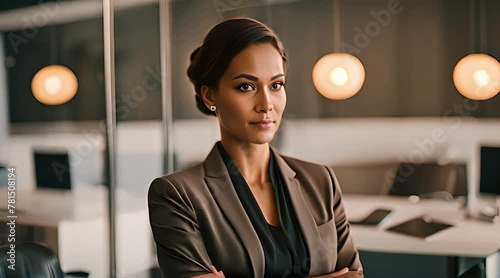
[33,150,72,190]
[389,162,465,197]
[479,146,500,196]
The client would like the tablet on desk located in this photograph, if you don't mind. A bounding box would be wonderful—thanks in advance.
[386,216,453,239]
[350,208,392,226]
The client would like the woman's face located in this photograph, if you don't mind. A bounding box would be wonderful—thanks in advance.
[205,43,286,146]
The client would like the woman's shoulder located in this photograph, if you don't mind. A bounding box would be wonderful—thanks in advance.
[167,163,206,182]
[279,153,332,175]
[148,163,206,197]
[277,153,338,193]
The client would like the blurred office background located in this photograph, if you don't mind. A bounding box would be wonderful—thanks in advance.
[0,0,499,277]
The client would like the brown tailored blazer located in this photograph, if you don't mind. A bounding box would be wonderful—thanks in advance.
[148,143,362,278]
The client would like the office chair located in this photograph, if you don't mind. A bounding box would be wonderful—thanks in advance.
[454,164,468,197]
[0,242,89,278]
[457,262,485,278]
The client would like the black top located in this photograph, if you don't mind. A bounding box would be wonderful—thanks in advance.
[217,142,310,278]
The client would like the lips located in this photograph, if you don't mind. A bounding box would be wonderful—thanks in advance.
[251,119,274,124]
[250,119,275,129]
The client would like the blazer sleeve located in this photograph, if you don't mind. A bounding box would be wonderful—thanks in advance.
[326,166,363,272]
[148,176,213,277]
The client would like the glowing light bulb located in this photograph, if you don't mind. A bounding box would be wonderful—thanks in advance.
[330,67,349,86]
[44,76,63,95]
[473,70,489,87]
[312,53,365,100]
[31,65,78,105]
[453,53,500,100]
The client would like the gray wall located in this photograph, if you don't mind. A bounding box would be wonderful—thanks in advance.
[171,0,500,119]
[3,0,500,124]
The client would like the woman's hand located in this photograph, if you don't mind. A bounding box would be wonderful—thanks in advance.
[191,265,225,278]
[208,265,225,277]
[194,266,362,278]
[308,267,363,278]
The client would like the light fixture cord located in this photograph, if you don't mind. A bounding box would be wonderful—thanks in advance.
[469,0,486,53]
[479,0,486,53]
[49,27,58,65]
[469,0,475,53]
[333,0,340,52]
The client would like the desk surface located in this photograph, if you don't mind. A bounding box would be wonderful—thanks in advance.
[344,195,500,257]
[0,186,154,277]
[4,188,497,258]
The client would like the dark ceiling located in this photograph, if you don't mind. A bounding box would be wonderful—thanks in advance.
[0,0,61,12]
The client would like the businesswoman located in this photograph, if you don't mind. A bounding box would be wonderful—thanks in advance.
[148,17,363,278]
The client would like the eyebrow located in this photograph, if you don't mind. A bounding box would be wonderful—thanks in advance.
[232,73,284,81]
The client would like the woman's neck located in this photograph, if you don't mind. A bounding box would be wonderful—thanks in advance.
[220,139,271,187]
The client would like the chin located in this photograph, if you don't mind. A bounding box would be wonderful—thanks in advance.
[247,133,275,145]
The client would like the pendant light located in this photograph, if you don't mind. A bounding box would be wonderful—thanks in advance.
[31,64,78,105]
[312,0,366,100]
[453,0,500,100]
[31,27,78,105]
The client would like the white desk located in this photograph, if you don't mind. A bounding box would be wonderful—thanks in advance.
[344,195,500,277]
[0,186,155,278]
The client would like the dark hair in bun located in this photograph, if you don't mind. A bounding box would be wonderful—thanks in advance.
[187,17,288,116]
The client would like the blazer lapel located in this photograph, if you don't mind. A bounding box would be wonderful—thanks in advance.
[271,147,323,275]
[203,144,265,278]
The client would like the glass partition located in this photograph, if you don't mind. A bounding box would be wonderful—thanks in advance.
[0,1,111,277]
[113,0,162,276]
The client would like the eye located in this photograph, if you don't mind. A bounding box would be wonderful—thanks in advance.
[270,82,285,91]
[236,83,255,92]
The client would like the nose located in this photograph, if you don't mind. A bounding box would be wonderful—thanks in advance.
[255,89,273,113]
